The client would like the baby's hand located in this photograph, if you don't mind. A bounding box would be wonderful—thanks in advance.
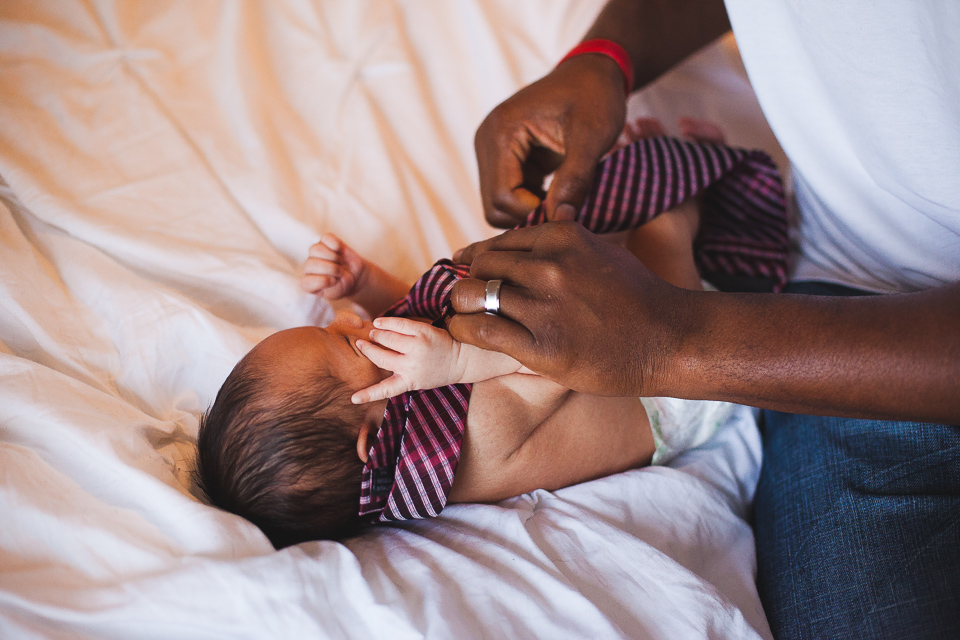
[350,317,461,404]
[301,233,367,300]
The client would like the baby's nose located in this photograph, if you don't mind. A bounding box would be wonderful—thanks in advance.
[329,310,375,340]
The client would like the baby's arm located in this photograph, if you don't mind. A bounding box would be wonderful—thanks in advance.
[349,317,534,404]
[301,234,410,318]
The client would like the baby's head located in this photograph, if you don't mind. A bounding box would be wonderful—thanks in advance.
[195,311,389,548]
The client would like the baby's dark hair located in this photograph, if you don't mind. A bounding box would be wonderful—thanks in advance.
[194,351,366,548]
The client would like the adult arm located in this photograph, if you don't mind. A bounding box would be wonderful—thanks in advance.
[476,0,730,227]
[448,222,960,424]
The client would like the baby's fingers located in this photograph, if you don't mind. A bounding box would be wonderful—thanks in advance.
[303,256,342,277]
[319,233,342,252]
[366,328,417,354]
[308,236,340,261]
[301,253,358,298]
[355,339,404,371]
[300,273,337,294]
[372,316,428,336]
[351,375,409,404]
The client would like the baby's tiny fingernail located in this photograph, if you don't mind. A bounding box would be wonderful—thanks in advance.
[350,394,362,404]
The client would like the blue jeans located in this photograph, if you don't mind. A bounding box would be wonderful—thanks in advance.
[754,282,960,640]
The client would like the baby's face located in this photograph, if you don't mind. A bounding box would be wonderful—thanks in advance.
[250,310,388,396]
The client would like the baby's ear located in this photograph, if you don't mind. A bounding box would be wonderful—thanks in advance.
[356,422,372,463]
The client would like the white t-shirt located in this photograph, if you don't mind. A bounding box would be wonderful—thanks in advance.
[724,0,960,293]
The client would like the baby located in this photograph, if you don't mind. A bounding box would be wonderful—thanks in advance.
[195,119,789,548]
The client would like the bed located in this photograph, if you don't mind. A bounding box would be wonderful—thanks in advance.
[0,2,787,638]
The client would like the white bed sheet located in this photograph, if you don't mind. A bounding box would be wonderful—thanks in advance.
[0,2,784,638]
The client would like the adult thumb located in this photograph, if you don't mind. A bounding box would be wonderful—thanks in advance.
[543,141,604,222]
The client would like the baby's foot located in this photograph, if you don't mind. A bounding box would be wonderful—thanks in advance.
[622,117,667,142]
[611,116,727,154]
[677,117,726,144]
[611,117,668,153]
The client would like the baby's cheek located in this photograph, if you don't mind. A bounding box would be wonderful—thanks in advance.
[348,358,388,391]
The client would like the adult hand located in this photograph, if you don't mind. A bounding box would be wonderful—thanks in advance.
[450,224,960,423]
[448,221,694,397]
[475,55,627,228]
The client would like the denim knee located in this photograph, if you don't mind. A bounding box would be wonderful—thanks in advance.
[755,411,960,640]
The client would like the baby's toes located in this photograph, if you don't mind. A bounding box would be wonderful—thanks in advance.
[609,117,668,155]
[678,117,726,144]
[630,117,667,139]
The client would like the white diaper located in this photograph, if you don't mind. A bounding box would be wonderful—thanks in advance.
[641,397,736,466]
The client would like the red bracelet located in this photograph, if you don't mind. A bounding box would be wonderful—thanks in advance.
[557,39,634,94]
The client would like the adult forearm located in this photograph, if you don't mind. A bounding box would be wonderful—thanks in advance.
[670,284,960,423]
[584,0,731,90]
[450,222,958,424]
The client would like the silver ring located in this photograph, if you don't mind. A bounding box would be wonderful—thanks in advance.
[484,279,503,315]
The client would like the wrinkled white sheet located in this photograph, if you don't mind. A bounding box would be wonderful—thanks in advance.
[0,1,783,638]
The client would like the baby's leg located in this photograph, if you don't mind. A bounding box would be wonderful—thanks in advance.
[625,196,702,289]
[621,117,727,290]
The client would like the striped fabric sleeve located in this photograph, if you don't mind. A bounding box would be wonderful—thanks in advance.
[521,136,790,292]
[384,259,471,325]
[359,259,472,523]
[380,384,470,521]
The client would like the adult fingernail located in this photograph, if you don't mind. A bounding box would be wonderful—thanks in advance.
[452,248,464,262]
[555,204,576,220]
